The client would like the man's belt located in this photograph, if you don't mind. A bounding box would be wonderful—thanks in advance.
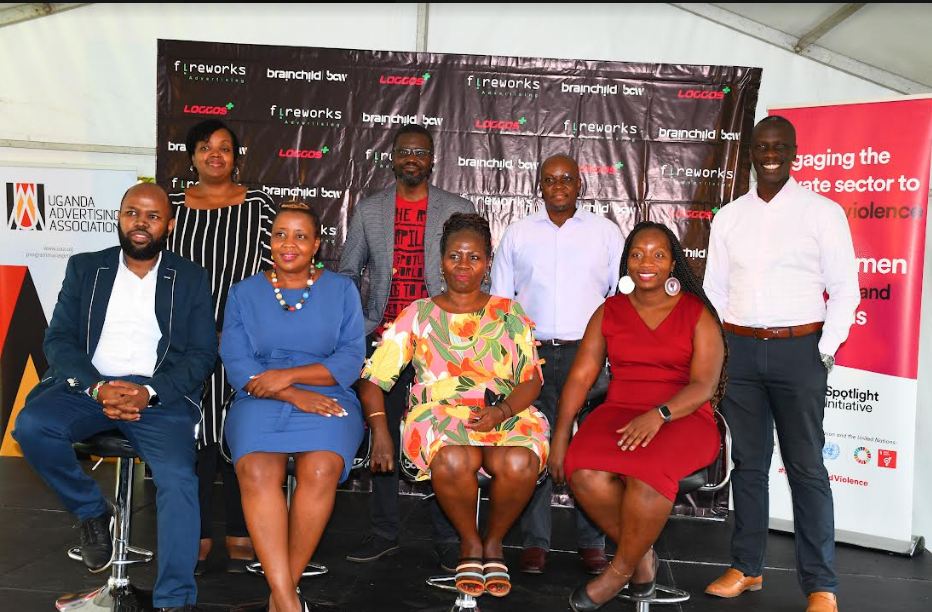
[540,338,581,347]
[723,322,824,340]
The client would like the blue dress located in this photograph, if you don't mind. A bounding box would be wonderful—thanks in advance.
[220,270,365,482]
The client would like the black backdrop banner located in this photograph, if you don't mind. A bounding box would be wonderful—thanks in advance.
[157,39,761,279]
[156,39,761,517]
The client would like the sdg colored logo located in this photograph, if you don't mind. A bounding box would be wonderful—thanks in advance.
[853,447,872,465]
[822,442,841,461]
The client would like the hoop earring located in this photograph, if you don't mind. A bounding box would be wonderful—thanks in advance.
[665,275,681,296]
[232,166,240,182]
[617,275,635,295]
[189,164,198,178]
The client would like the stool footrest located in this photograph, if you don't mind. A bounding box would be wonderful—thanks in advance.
[246,560,328,578]
[55,584,150,611]
[617,583,691,608]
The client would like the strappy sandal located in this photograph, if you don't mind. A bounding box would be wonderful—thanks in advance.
[483,558,511,597]
[454,557,486,597]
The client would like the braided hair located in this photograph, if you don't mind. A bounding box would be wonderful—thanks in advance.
[440,212,493,257]
[275,200,321,239]
[620,221,729,408]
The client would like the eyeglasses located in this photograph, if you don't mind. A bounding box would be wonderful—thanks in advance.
[393,147,432,158]
[541,174,579,187]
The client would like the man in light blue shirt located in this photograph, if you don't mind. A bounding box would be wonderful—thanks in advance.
[491,154,623,575]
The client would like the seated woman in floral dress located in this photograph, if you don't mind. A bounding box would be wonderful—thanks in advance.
[359,213,548,599]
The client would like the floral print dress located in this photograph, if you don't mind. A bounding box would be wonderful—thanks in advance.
[361,295,550,480]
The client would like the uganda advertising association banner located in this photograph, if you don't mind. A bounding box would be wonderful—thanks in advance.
[0,165,134,457]
[767,97,932,554]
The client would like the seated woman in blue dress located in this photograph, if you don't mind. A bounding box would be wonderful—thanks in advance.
[219,201,366,612]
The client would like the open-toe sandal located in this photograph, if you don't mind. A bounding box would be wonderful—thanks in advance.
[454,557,486,597]
[483,558,511,597]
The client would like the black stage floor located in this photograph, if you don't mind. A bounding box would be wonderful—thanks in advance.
[1,456,929,611]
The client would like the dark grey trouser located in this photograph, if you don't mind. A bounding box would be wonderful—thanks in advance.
[722,331,837,595]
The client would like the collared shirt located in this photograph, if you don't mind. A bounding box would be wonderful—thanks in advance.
[703,177,860,356]
[491,206,623,341]
[91,253,162,378]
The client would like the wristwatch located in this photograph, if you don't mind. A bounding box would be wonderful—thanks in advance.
[820,353,835,373]
[144,385,160,406]
[657,404,672,423]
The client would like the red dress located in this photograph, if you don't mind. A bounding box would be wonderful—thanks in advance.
[563,292,719,501]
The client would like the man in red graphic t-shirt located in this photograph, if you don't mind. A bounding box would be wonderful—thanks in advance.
[339,124,475,571]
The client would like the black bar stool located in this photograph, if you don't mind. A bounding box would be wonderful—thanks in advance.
[55,430,155,612]
[615,410,733,611]
[244,429,371,579]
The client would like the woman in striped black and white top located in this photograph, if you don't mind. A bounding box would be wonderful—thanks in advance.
[168,118,276,574]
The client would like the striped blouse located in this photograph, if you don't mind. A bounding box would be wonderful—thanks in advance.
[168,188,276,447]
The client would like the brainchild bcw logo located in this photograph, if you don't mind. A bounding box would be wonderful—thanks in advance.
[6,182,45,230]
[379,72,431,86]
[853,447,872,465]
[183,102,234,116]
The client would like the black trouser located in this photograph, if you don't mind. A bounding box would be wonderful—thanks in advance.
[197,442,248,540]
[722,331,837,595]
[367,336,458,544]
[519,342,605,550]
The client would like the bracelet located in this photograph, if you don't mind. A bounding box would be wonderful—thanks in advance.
[368,411,386,418]
[90,380,107,401]
[494,405,508,421]
[499,399,514,418]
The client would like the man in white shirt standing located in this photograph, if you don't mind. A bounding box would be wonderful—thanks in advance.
[491,154,623,575]
[13,184,216,612]
[703,116,859,612]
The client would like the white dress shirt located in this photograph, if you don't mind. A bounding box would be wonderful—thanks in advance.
[491,206,623,341]
[703,177,860,356]
[91,253,162,378]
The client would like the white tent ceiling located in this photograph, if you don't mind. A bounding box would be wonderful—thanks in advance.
[1,3,929,94]
[680,3,932,94]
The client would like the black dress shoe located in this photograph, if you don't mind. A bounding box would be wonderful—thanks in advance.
[569,585,602,611]
[627,548,661,599]
[78,507,114,573]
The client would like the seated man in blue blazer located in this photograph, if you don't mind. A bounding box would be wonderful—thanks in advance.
[13,183,216,612]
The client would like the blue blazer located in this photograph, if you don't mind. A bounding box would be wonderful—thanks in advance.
[30,246,218,411]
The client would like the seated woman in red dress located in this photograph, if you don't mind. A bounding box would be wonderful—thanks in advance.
[549,221,727,611]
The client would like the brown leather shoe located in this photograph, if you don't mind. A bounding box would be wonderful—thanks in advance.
[807,592,838,611]
[518,547,547,574]
[704,568,763,598]
[578,547,609,575]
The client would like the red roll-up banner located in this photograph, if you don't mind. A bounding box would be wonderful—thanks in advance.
[768,97,932,553]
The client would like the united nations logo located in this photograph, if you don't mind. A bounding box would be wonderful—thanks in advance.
[822,442,840,461]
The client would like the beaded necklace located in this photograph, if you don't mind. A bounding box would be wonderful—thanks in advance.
[270,265,318,312]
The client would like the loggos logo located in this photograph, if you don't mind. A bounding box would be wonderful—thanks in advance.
[278,145,331,160]
[6,182,45,230]
[379,72,431,86]
[677,85,731,100]
[183,102,235,116]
